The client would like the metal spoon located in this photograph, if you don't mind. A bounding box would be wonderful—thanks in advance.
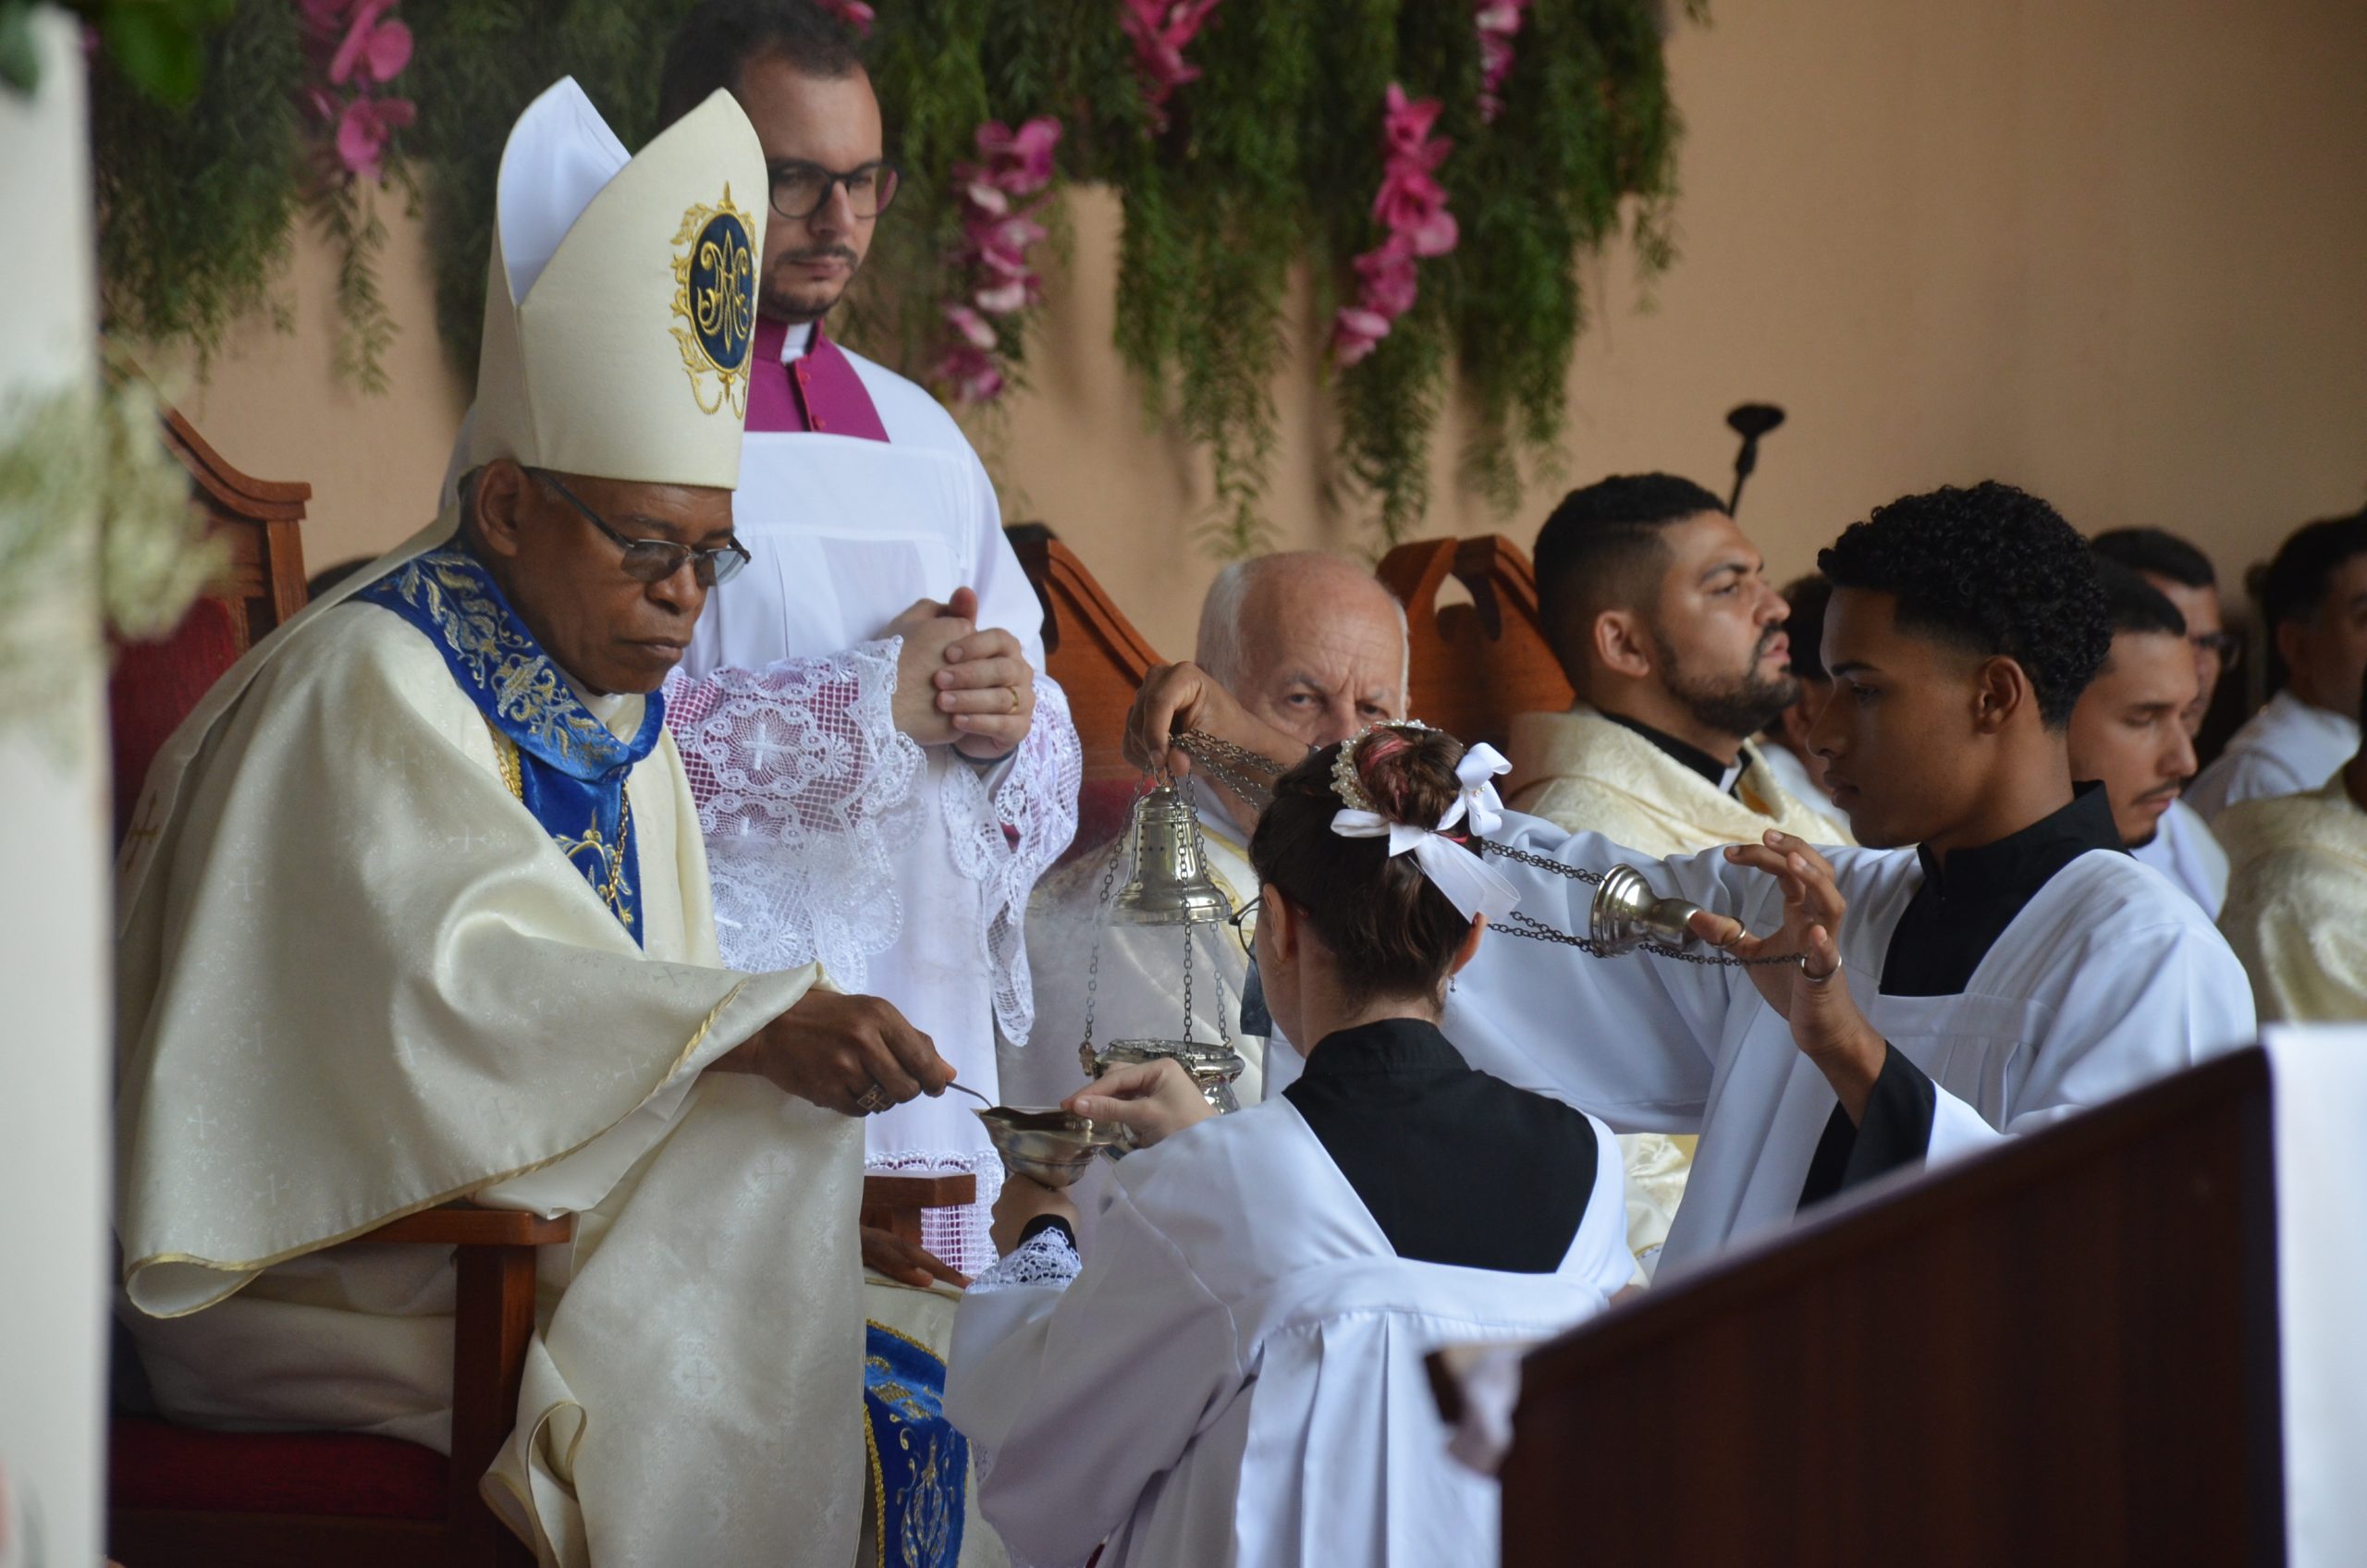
[941,1079,992,1107]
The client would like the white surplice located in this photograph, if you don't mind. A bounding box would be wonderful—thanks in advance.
[116,522,866,1568]
[670,326,1081,1273]
[2188,689,2359,822]
[1441,814,2258,1274]
[943,1096,1632,1568]
[2132,795,2230,917]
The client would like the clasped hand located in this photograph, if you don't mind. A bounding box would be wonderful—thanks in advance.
[1686,829,1888,1122]
[887,586,1035,760]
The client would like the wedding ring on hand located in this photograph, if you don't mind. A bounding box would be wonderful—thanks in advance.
[1006,686,1021,715]
[1797,952,1838,986]
[856,1082,891,1114]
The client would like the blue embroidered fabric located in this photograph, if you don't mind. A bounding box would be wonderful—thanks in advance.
[864,1321,968,1568]
[359,545,663,942]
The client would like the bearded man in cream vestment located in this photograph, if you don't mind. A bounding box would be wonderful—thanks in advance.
[115,81,953,1568]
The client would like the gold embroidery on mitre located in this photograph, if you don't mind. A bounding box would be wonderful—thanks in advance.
[668,185,759,417]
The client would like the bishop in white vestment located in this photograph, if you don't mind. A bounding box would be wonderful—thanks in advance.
[117,81,922,1567]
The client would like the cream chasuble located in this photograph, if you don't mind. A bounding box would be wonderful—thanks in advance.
[117,521,865,1568]
[2216,776,2367,1023]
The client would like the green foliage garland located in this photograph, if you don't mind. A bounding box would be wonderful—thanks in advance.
[91,0,1689,553]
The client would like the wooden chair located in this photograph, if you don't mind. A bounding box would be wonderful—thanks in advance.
[1010,533,1169,859]
[1376,533,1574,750]
[107,410,967,1566]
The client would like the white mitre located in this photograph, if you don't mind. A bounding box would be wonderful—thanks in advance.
[464,76,767,489]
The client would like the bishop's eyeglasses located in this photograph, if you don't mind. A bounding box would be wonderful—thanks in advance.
[768,159,901,220]
[531,470,752,587]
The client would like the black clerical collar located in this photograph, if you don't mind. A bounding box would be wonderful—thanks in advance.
[1600,711,1735,790]
[1297,1016,1466,1079]
[1911,782,2124,906]
[1881,782,2124,999]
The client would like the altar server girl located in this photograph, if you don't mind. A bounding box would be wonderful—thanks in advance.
[944,724,1633,1568]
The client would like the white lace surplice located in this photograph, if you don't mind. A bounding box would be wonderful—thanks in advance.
[670,339,1081,1274]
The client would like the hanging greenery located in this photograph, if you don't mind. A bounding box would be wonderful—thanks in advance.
[90,0,1690,554]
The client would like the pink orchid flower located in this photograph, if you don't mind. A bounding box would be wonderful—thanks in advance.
[976,117,1061,192]
[328,0,411,87]
[961,178,1011,217]
[1380,84,1444,158]
[1122,0,1222,118]
[974,277,1031,315]
[1354,244,1420,318]
[1331,306,1392,367]
[818,0,875,36]
[934,346,1005,403]
[335,93,414,181]
[944,303,998,351]
[1371,165,1448,232]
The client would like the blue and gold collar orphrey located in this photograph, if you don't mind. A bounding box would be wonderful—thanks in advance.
[360,545,663,942]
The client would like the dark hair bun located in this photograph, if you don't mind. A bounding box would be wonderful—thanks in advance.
[1249,725,1483,1004]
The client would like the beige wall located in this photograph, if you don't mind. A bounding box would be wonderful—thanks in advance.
[157,0,2367,657]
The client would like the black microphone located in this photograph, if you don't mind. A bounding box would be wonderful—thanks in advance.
[1725,403,1785,513]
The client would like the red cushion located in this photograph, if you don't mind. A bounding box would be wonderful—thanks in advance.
[109,598,243,841]
[110,1416,445,1522]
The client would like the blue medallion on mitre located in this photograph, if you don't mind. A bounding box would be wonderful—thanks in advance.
[689,208,756,373]
[864,1321,969,1568]
[358,545,662,943]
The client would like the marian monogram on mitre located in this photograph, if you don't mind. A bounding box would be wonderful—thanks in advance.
[669,186,759,417]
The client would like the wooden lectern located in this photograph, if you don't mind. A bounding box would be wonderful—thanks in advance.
[1500,1049,2285,1566]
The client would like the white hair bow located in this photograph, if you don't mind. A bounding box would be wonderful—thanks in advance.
[1330,742,1520,924]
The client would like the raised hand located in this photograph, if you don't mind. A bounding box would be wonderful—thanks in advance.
[1690,829,1886,1121]
[1122,658,1303,792]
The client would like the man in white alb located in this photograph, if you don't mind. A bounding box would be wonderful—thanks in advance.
[2067,559,2224,914]
[118,81,944,1565]
[2188,511,2367,821]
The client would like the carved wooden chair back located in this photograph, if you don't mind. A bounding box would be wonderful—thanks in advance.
[1376,533,1575,753]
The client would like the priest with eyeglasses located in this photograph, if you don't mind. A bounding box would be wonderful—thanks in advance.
[116,80,949,1566]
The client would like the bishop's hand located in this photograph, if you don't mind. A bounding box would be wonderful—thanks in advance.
[1690,830,1886,1121]
[721,988,957,1118]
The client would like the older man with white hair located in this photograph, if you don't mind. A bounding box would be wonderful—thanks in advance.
[1008,552,1409,1118]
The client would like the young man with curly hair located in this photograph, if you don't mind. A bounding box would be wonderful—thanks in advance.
[1128,483,2257,1276]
